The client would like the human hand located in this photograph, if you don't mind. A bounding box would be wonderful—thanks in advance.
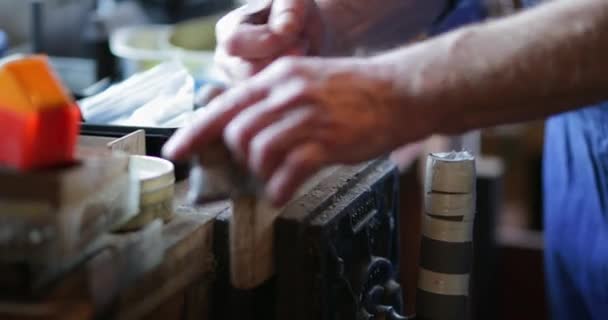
[215,0,326,82]
[163,56,432,206]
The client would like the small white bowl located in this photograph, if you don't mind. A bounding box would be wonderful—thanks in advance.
[117,155,175,231]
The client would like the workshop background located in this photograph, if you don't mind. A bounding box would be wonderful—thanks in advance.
[0,0,547,319]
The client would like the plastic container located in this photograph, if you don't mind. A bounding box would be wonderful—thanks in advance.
[166,15,219,79]
[0,56,80,171]
[117,155,175,231]
[0,105,80,171]
[109,25,172,79]
[79,123,190,180]
[109,16,219,80]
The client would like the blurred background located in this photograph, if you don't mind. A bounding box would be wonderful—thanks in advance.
[0,0,236,95]
[0,0,548,319]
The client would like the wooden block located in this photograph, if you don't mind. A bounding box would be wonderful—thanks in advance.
[183,277,213,320]
[229,167,337,289]
[229,196,279,289]
[0,180,223,319]
[0,152,137,266]
[140,292,184,320]
[79,129,146,156]
[0,150,129,206]
[108,130,146,155]
[190,138,336,289]
[112,205,219,320]
[0,301,93,320]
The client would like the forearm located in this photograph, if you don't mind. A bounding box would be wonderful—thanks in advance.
[317,0,450,55]
[377,0,608,136]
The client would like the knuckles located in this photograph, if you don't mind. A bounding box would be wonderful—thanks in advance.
[287,148,317,172]
[286,78,313,100]
[223,121,244,155]
[269,57,308,79]
[261,59,317,103]
[249,135,272,175]
[215,11,239,44]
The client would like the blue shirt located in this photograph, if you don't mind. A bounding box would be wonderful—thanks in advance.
[544,106,608,319]
[435,1,608,318]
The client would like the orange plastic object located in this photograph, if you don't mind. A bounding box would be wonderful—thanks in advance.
[0,56,80,171]
[0,104,80,171]
[0,56,73,113]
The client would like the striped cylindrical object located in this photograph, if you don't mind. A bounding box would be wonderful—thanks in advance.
[417,152,476,320]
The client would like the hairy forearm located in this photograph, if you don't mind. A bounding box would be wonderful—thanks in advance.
[317,0,449,55]
[377,0,608,136]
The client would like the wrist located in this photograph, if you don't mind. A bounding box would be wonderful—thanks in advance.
[361,54,439,144]
[368,25,480,140]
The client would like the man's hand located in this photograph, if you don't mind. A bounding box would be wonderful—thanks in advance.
[215,0,326,82]
[163,57,428,206]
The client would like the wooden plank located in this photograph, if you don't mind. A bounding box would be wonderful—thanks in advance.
[0,153,136,280]
[0,151,129,206]
[140,292,184,320]
[114,209,217,320]
[183,277,213,320]
[79,130,146,156]
[78,135,116,149]
[0,301,92,320]
[229,167,337,289]
[108,130,146,155]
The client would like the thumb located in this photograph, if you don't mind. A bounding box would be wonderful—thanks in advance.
[269,0,307,40]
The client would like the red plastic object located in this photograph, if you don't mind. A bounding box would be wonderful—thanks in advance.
[0,104,80,171]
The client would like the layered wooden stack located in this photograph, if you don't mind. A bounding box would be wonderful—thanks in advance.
[417,152,476,320]
[0,150,139,296]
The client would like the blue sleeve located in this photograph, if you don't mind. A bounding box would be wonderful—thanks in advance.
[520,0,541,8]
[431,0,487,35]
[431,0,546,35]
[0,30,7,57]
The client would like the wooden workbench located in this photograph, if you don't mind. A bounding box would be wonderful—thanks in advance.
[0,160,409,320]
[0,181,226,320]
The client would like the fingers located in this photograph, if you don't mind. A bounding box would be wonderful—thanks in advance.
[216,6,284,61]
[269,0,307,38]
[164,56,309,161]
[217,0,307,61]
[240,0,272,23]
[224,24,288,59]
[283,38,310,57]
[195,83,227,108]
[215,48,272,82]
[162,84,268,160]
[266,142,327,206]
[223,80,309,159]
[215,37,308,83]
[223,101,281,161]
[248,107,316,180]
